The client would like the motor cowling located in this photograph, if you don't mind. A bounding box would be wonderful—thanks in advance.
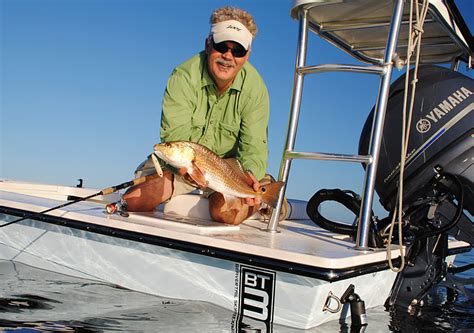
[359,65,473,214]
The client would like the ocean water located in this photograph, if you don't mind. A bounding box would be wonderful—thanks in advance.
[0,250,472,332]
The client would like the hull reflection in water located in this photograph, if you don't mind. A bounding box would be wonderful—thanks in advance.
[1,255,473,332]
[0,260,233,332]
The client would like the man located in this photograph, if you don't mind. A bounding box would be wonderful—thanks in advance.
[121,6,271,225]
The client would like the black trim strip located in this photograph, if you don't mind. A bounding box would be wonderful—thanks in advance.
[0,206,470,282]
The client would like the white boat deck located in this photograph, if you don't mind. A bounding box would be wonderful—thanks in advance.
[0,180,468,273]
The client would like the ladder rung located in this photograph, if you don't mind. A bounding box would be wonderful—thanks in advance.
[297,64,385,75]
[285,151,372,164]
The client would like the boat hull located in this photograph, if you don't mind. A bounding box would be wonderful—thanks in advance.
[0,212,397,329]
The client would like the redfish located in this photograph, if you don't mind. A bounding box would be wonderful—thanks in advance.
[153,141,284,207]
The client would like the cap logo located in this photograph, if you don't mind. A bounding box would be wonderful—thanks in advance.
[227,24,242,31]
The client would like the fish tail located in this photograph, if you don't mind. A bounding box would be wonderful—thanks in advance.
[260,181,285,207]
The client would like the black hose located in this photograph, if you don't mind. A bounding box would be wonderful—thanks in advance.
[306,189,362,237]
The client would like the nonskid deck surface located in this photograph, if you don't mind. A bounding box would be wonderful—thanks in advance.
[0,186,406,271]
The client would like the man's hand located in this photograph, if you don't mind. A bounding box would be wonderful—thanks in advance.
[244,171,261,206]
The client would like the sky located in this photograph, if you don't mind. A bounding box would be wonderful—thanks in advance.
[1,0,473,220]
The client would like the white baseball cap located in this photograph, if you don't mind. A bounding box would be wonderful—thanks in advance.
[210,20,253,50]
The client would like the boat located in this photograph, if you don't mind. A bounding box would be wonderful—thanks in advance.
[1,0,472,330]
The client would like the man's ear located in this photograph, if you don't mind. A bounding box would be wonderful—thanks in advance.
[205,37,211,52]
[244,49,251,61]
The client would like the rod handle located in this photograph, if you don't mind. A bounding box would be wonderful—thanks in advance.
[101,173,159,195]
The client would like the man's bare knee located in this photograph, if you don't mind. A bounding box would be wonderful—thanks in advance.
[209,193,259,225]
[124,172,173,212]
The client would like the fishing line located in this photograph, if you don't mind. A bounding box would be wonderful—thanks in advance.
[0,173,159,228]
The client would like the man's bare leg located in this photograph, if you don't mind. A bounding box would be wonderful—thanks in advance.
[123,171,174,212]
[208,192,260,225]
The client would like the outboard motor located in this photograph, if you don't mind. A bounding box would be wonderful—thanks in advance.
[358,65,473,312]
[359,65,473,215]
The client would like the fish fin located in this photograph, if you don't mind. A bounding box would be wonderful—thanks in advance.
[260,181,285,208]
[187,163,208,188]
[222,194,242,210]
[222,193,234,201]
[151,153,163,177]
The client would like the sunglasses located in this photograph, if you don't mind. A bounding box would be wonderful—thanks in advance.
[211,40,248,58]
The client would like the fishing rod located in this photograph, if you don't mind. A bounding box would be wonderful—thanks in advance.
[0,173,159,228]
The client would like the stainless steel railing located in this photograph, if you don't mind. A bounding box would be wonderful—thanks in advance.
[267,0,405,251]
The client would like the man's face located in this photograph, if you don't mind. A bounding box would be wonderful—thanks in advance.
[206,38,250,90]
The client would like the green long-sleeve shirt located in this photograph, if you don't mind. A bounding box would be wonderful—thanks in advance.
[160,52,270,180]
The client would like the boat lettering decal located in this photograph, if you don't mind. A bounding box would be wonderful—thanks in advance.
[232,264,276,327]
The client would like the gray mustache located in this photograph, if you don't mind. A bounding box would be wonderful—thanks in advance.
[216,59,235,68]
